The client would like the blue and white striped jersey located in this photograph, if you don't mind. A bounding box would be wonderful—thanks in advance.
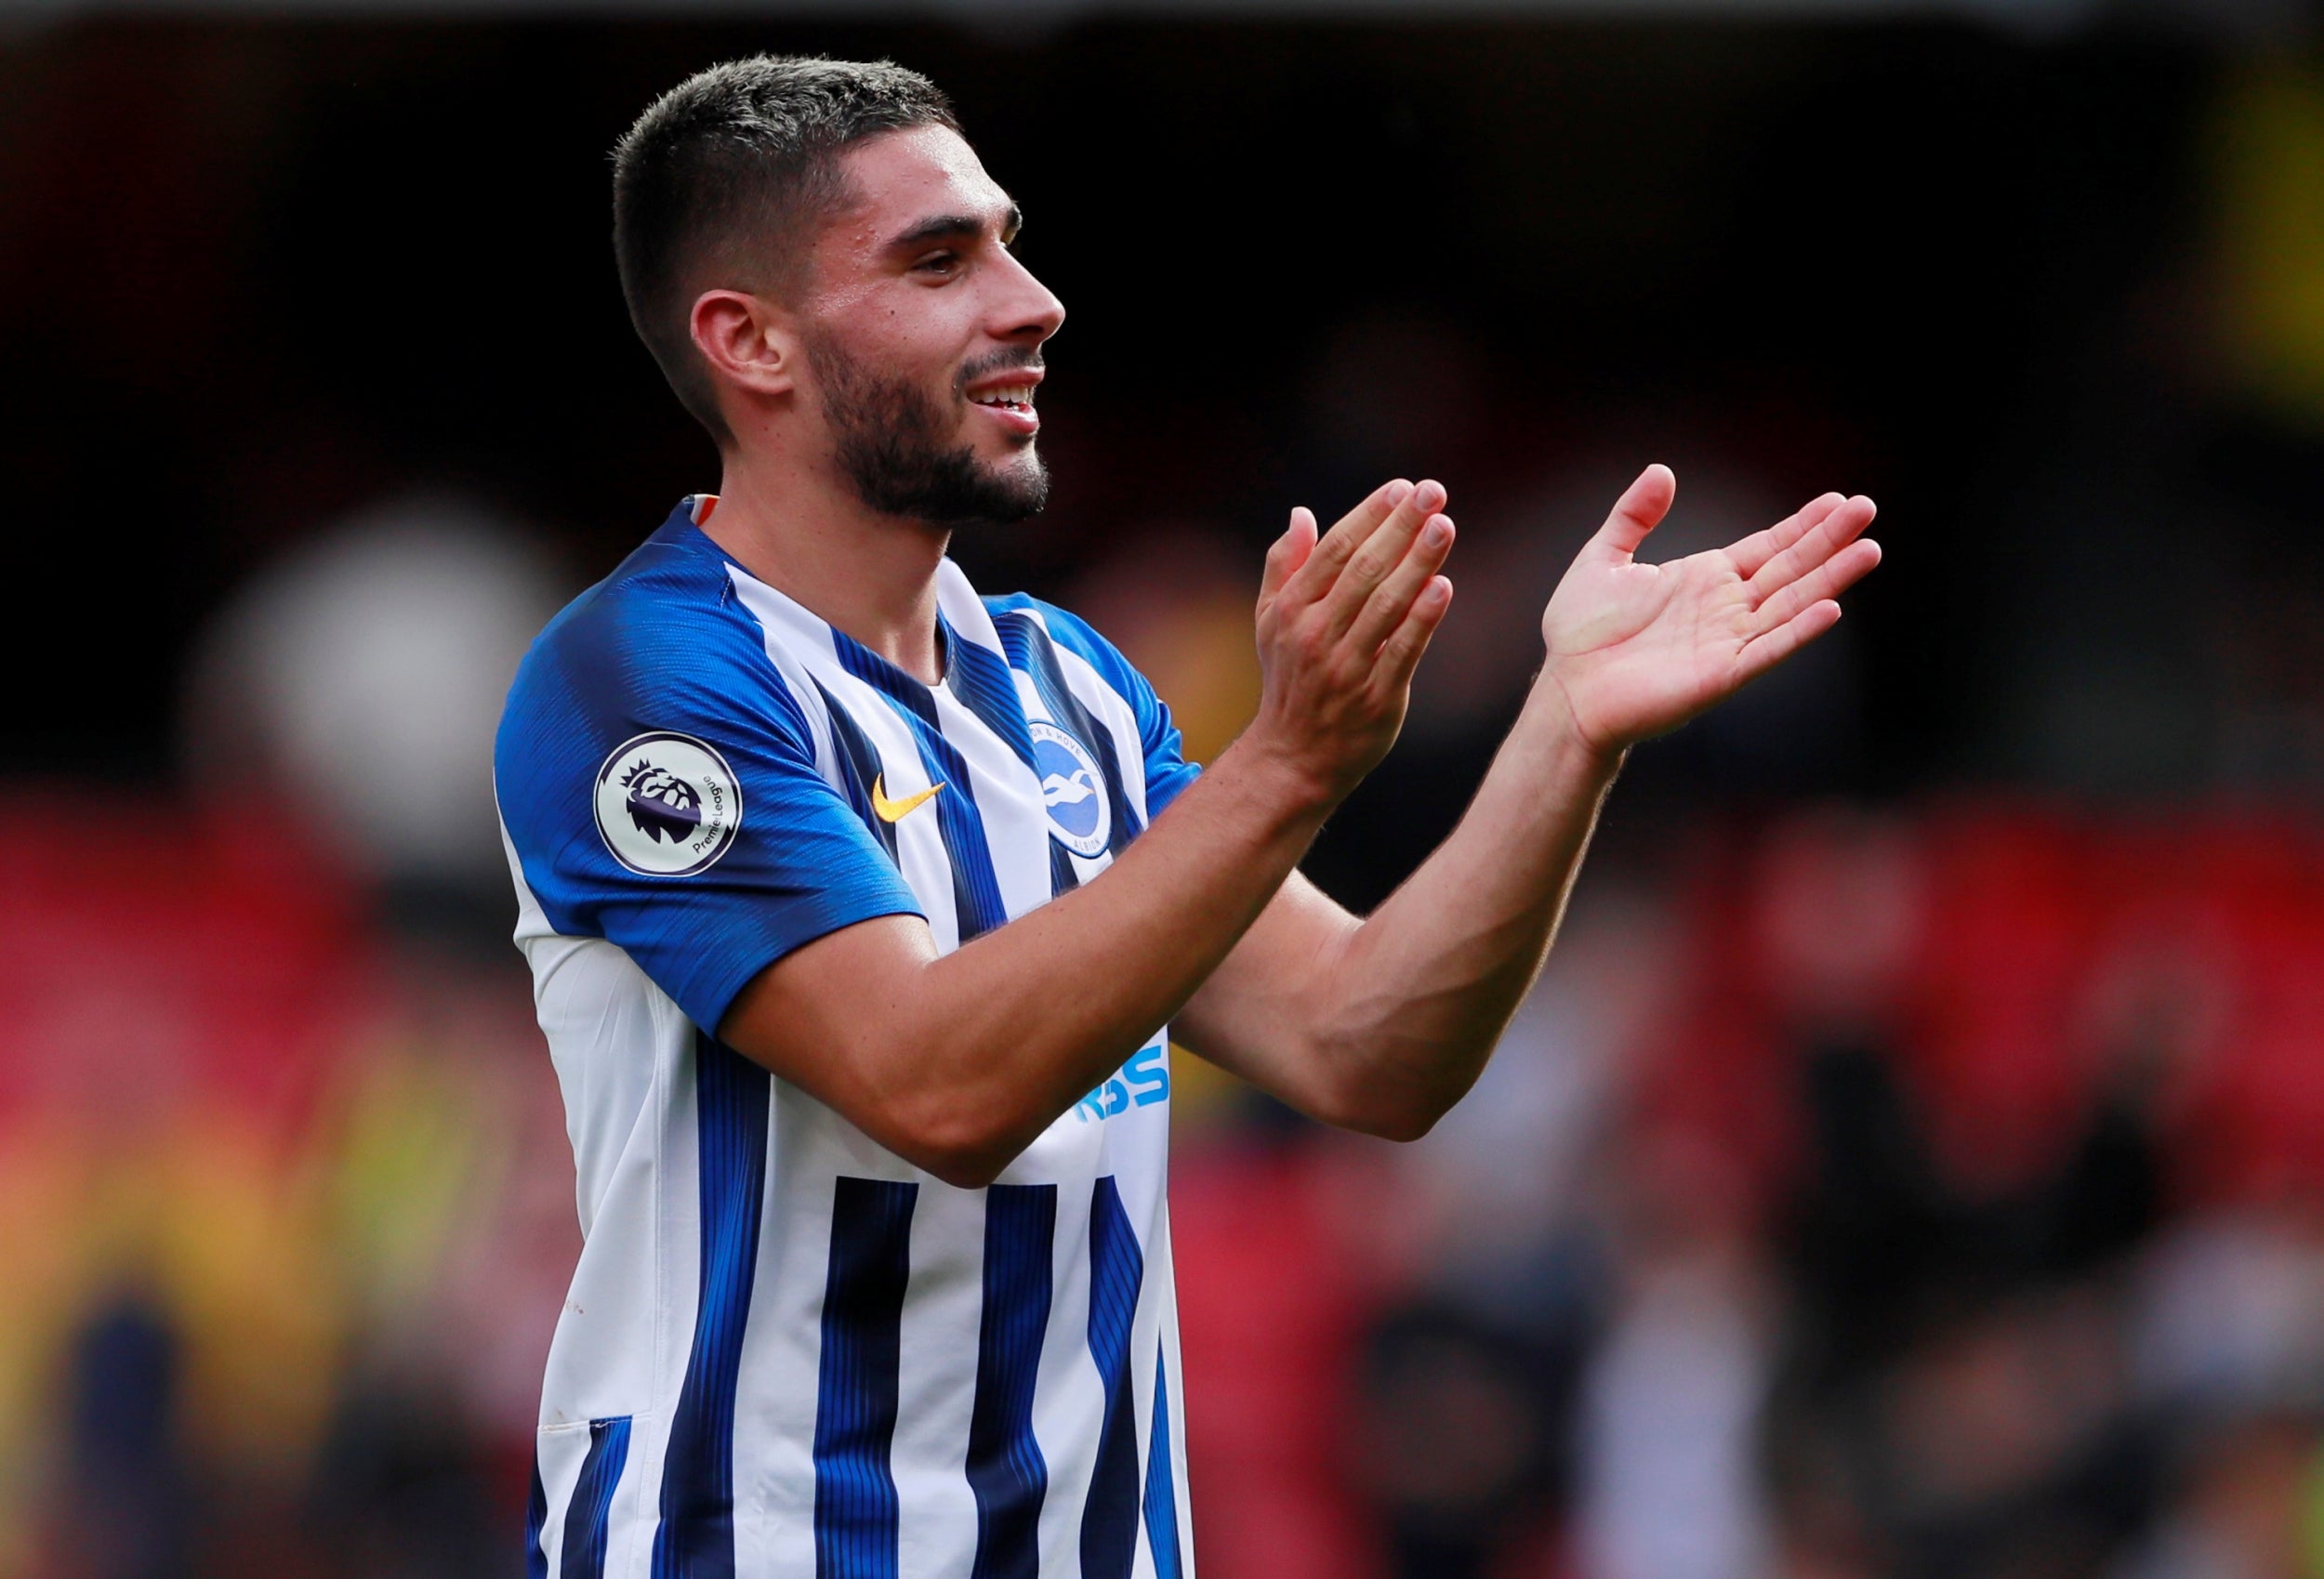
[495,495,1201,1579]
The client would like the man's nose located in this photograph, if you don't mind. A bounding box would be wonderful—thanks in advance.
[993,252,1065,343]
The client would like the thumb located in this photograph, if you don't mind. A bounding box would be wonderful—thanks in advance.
[1590,465,1676,562]
[1261,506,1318,605]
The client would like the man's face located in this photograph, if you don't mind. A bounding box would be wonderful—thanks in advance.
[795,125,1064,528]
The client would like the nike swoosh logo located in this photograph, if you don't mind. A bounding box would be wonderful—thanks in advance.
[871,774,945,823]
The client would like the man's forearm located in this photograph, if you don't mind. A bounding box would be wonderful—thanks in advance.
[1307,677,1623,1134]
[723,734,1334,1187]
[909,741,1329,1160]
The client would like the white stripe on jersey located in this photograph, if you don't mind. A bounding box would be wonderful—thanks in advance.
[892,1185,986,1567]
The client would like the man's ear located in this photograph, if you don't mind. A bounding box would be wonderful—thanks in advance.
[691,287,801,404]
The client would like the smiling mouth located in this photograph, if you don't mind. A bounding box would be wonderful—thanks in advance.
[970,384,1037,415]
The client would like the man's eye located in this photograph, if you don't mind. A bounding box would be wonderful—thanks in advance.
[915,252,960,276]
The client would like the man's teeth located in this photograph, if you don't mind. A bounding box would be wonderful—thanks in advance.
[973,386,1035,409]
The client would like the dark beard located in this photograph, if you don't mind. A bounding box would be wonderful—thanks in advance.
[808,337,1050,528]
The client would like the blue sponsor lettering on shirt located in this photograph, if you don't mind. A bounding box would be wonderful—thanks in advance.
[1075,1040,1169,1122]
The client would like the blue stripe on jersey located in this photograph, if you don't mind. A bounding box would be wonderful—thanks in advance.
[1080,1178,1146,1579]
[564,1416,634,1579]
[1142,1354,1182,1579]
[830,630,1010,940]
[755,634,824,747]
[653,1035,771,1579]
[527,1460,549,1579]
[810,678,902,864]
[831,624,943,728]
[942,621,1038,771]
[917,723,1009,941]
[967,1185,1057,1579]
[814,1178,918,1579]
[991,612,1142,852]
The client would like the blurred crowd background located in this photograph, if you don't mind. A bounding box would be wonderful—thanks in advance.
[8,5,2324,1576]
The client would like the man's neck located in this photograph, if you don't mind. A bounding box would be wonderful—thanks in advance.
[701,443,951,685]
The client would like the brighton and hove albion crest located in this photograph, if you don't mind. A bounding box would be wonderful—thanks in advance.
[1029,720,1110,859]
[593,732,741,876]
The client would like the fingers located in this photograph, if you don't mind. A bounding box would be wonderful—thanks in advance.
[1748,494,1875,602]
[1588,464,1677,562]
[1752,536,1882,634]
[1376,575,1454,690]
[1728,495,1879,688]
[1261,507,1318,607]
[1734,599,1843,687]
[1320,479,1447,639]
[1725,493,1845,580]
[1281,480,1412,605]
[1348,508,1456,652]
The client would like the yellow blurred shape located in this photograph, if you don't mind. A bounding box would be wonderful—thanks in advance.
[2215,60,2324,431]
[1139,592,1262,771]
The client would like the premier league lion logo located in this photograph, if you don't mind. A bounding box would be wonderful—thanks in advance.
[594,732,741,876]
[621,759,703,845]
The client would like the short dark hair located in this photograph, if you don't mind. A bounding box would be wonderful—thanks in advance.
[612,56,959,443]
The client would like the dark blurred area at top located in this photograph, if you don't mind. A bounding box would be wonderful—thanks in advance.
[11,11,2323,849]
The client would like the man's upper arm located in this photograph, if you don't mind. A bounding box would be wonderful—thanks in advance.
[1173,868,1359,1116]
[495,593,924,1035]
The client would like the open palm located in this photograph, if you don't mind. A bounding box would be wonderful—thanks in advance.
[1541,466,1881,755]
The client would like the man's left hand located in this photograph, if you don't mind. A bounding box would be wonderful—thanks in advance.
[1538,464,1881,757]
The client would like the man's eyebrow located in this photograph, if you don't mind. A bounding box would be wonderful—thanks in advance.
[888,204,1023,252]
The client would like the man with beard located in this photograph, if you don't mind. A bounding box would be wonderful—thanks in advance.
[494,56,1879,1579]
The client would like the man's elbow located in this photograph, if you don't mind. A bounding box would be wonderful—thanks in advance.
[1309,1075,1452,1143]
[723,1018,1026,1189]
[882,1102,1027,1191]
[914,1156,1009,1191]
[916,1146,1013,1191]
[1289,1028,1465,1142]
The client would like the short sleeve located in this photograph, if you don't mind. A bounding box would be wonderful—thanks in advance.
[496,574,922,1034]
[1028,603,1203,821]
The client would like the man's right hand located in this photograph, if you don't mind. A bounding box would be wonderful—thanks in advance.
[1238,479,1458,807]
